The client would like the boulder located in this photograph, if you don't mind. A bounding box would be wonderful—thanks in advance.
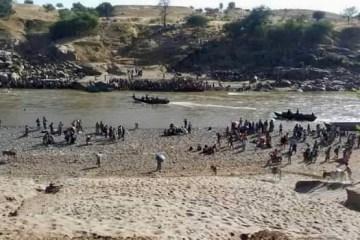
[346,187,360,211]
[0,72,8,81]
[77,63,102,76]
[301,85,313,92]
[0,60,6,69]
[107,64,126,75]
[278,80,292,87]
[52,45,77,61]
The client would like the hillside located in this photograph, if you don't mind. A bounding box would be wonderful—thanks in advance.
[0,4,58,40]
[0,4,360,84]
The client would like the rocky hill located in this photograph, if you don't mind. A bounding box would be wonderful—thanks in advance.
[1,4,360,90]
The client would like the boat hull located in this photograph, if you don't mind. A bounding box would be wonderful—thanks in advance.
[324,122,360,131]
[274,112,317,122]
[132,96,169,104]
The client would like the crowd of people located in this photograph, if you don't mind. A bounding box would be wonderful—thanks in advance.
[109,77,206,92]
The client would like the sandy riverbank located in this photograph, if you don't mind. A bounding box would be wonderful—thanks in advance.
[0,126,359,239]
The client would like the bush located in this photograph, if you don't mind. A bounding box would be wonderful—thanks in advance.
[312,11,325,21]
[50,12,99,40]
[224,5,271,38]
[43,3,56,12]
[185,15,209,28]
[269,19,305,49]
[95,2,114,18]
[303,21,333,45]
[0,0,13,18]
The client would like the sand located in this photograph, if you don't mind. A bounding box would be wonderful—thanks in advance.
[0,126,359,239]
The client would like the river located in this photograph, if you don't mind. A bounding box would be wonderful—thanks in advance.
[0,89,359,129]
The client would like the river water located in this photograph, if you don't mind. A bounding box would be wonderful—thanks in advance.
[0,89,359,129]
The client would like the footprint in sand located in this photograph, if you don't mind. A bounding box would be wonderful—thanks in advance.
[186,210,194,217]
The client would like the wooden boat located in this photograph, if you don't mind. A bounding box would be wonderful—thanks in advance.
[132,95,169,104]
[324,122,360,131]
[274,111,317,122]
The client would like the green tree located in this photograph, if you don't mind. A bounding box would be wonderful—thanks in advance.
[24,0,34,4]
[71,2,87,12]
[56,3,64,8]
[303,21,333,45]
[186,15,208,28]
[0,0,14,18]
[43,3,56,12]
[95,2,114,18]
[224,5,271,38]
[50,12,99,40]
[312,11,325,21]
[227,2,235,10]
[58,9,74,19]
[342,7,358,25]
[219,3,223,12]
[158,0,170,27]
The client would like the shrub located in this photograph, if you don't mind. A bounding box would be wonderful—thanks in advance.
[0,0,13,18]
[185,15,209,28]
[50,12,99,40]
[43,3,56,12]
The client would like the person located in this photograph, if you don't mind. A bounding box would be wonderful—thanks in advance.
[86,135,92,145]
[334,145,340,160]
[42,116,47,130]
[24,125,29,137]
[286,149,292,164]
[325,146,331,162]
[187,122,192,134]
[155,154,165,172]
[216,132,221,146]
[49,122,54,134]
[228,135,233,149]
[184,118,188,129]
[357,134,360,149]
[95,122,100,135]
[95,152,102,167]
[290,137,297,153]
[36,118,40,130]
[58,122,63,136]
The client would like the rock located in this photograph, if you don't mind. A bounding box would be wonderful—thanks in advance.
[346,187,360,211]
[52,45,77,61]
[107,64,126,75]
[0,72,8,81]
[326,85,340,91]
[279,80,292,87]
[301,85,313,91]
[0,60,6,69]
[10,73,20,81]
[77,62,102,76]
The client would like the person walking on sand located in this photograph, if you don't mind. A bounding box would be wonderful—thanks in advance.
[95,152,103,167]
[286,148,292,164]
[216,132,221,146]
[155,154,165,172]
[24,125,29,137]
[334,145,340,160]
[325,146,331,162]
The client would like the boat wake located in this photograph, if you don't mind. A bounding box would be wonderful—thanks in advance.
[170,102,256,110]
